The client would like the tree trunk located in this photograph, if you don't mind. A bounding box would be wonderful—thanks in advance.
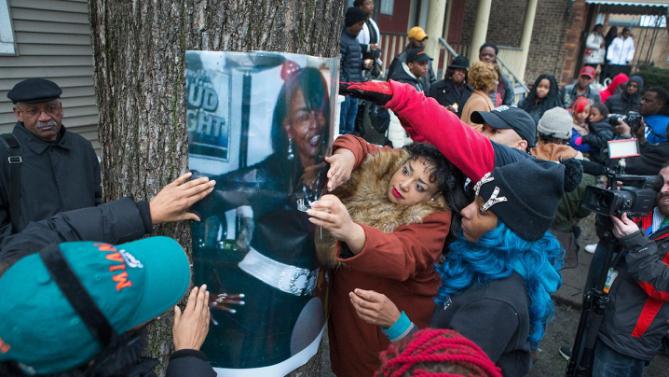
[89,1,344,375]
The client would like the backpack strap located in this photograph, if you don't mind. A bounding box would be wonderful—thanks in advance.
[0,134,22,231]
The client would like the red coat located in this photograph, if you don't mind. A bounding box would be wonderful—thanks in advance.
[328,135,452,377]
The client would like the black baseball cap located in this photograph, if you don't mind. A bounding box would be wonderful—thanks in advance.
[471,106,537,147]
[406,48,432,64]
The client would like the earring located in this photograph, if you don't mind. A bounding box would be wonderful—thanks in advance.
[287,137,295,161]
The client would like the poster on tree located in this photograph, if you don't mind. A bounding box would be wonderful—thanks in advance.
[186,50,338,376]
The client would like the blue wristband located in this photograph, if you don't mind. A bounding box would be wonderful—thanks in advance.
[382,311,414,342]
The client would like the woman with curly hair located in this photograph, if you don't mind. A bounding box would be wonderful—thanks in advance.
[307,134,467,377]
[460,61,498,129]
[338,79,581,376]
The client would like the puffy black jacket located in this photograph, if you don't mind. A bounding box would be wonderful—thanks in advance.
[0,198,151,271]
[581,120,614,164]
[340,30,363,83]
[599,229,669,361]
[605,92,641,115]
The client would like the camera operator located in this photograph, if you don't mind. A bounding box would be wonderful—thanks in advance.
[613,87,669,175]
[590,163,669,376]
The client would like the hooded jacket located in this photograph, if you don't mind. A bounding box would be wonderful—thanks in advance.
[599,73,629,104]
[327,135,451,377]
[605,75,643,115]
[387,62,425,92]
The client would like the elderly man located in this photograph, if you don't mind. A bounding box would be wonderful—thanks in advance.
[0,78,100,243]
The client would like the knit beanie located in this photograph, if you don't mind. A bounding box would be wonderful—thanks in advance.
[628,75,644,91]
[474,158,582,241]
[537,107,573,140]
[345,7,367,27]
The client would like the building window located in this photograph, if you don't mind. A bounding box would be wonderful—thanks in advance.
[0,0,16,55]
[380,0,394,15]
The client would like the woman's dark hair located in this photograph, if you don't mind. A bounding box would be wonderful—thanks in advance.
[591,102,609,119]
[605,26,618,45]
[353,0,368,7]
[270,67,330,164]
[520,74,562,114]
[479,42,498,55]
[403,143,469,237]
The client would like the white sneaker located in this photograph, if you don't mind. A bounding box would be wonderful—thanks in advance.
[585,243,598,254]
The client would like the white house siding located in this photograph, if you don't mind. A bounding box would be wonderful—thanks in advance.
[0,0,100,153]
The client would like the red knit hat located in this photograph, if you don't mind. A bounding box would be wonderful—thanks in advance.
[375,328,503,377]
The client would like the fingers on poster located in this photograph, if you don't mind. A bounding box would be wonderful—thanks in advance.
[186,50,337,375]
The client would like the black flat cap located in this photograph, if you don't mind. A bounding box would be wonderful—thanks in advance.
[7,78,62,104]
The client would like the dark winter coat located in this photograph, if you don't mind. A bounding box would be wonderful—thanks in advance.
[605,75,643,115]
[0,123,101,244]
[387,62,425,92]
[427,79,473,117]
[340,29,364,83]
[0,198,216,377]
[599,229,669,361]
[605,94,641,117]
[387,48,436,92]
[431,273,531,377]
[623,142,669,175]
[581,120,614,164]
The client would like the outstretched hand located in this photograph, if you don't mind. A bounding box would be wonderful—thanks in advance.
[325,149,356,192]
[149,172,215,224]
[173,285,211,351]
[339,81,393,106]
[349,288,401,328]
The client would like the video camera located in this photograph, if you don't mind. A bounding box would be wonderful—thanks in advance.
[582,173,660,217]
[608,111,642,133]
[582,136,661,218]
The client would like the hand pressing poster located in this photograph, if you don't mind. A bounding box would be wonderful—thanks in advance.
[186,50,338,376]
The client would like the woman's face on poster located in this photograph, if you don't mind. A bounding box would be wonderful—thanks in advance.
[284,88,326,167]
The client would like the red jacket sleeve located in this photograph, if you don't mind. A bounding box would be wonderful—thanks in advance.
[337,211,451,281]
[385,80,495,182]
[332,134,390,169]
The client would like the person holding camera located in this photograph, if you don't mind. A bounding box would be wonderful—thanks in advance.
[613,87,669,175]
[590,163,669,377]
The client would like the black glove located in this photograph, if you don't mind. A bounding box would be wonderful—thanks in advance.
[339,81,393,106]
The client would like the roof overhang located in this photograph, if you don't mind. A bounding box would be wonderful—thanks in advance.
[585,0,669,15]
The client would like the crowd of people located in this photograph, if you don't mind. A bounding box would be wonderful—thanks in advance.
[1,2,669,377]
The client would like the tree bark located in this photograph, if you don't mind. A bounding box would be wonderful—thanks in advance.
[89,0,344,375]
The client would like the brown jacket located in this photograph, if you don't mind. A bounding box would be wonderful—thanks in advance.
[460,90,494,132]
[327,135,452,377]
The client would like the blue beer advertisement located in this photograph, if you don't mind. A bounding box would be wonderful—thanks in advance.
[186,50,338,376]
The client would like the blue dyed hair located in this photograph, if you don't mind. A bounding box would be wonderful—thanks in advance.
[435,223,563,349]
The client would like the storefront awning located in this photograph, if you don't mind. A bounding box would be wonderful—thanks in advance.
[585,0,669,15]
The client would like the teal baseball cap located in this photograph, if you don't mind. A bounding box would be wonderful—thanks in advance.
[0,236,190,374]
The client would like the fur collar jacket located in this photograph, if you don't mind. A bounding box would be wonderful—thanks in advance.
[318,148,449,268]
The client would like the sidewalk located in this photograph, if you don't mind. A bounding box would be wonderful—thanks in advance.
[554,214,598,309]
